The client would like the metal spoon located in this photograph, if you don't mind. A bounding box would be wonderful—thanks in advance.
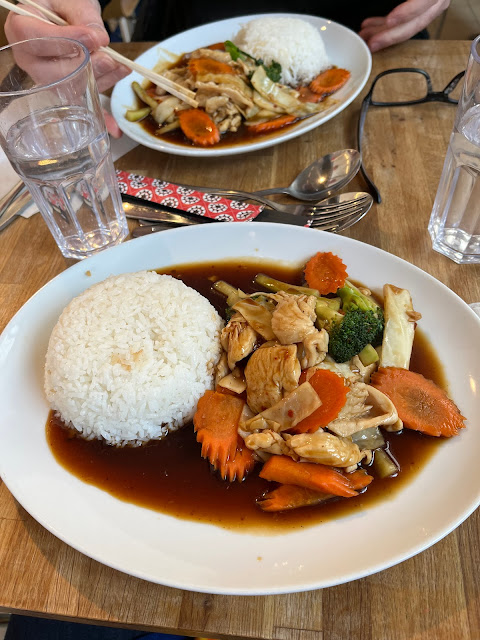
[253,149,361,201]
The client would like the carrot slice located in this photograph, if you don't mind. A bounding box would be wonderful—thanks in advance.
[370,367,466,437]
[257,484,330,511]
[246,115,297,135]
[304,251,348,294]
[218,440,255,482]
[207,42,226,51]
[188,57,235,77]
[290,369,349,434]
[259,455,358,498]
[345,468,374,491]
[178,109,220,147]
[297,86,326,103]
[309,68,351,97]
[194,390,243,468]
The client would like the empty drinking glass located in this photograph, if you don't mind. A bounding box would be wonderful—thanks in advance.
[428,35,480,264]
[0,37,128,260]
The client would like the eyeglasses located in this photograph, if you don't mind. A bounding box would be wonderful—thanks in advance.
[357,67,466,203]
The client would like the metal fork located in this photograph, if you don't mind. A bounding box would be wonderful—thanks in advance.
[126,195,373,236]
[169,181,371,216]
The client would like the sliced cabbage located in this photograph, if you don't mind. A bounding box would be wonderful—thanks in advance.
[380,284,420,369]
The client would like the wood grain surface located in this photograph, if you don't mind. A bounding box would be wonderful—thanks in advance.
[0,40,479,640]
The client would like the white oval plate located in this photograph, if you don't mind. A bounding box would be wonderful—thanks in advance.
[110,13,372,157]
[0,223,479,595]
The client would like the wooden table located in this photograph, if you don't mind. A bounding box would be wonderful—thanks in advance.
[0,40,479,640]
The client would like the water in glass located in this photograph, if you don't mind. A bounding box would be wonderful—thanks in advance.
[6,105,128,259]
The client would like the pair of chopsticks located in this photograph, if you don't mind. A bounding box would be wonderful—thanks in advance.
[0,0,198,107]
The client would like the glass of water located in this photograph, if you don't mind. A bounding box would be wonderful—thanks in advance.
[0,37,128,260]
[428,35,480,265]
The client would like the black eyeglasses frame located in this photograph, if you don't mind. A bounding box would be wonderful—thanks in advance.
[357,67,466,204]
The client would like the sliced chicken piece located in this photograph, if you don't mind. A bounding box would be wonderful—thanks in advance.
[327,382,400,437]
[244,382,321,433]
[153,96,181,125]
[196,80,254,110]
[308,357,363,384]
[244,344,300,414]
[214,352,229,387]
[300,329,329,369]
[288,431,367,467]
[217,366,247,394]
[190,48,236,65]
[244,430,292,457]
[220,312,258,370]
[270,292,316,344]
[350,355,378,383]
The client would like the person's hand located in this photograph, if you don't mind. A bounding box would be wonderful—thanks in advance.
[359,0,450,52]
[4,0,130,93]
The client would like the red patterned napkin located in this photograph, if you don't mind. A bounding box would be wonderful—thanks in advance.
[116,170,264,222]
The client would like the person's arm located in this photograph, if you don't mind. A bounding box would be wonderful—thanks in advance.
[4,0,130,93]
[359,0,450,52]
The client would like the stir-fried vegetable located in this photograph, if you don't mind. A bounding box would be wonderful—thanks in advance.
[191,250,466,513]
[126,41,351,146]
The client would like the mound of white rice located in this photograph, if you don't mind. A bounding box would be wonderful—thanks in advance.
[44,271,224,446]
[233,16,331,87]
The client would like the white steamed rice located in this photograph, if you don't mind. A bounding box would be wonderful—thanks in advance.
[233,16,331,87]
[44,271,224,446]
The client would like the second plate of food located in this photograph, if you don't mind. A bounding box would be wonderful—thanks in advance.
[110,13,372,156]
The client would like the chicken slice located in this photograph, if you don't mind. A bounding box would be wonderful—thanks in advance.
[244,430,292,457]
[288,431,367,467]
[327,382,400,437]
[244,344,300,414]
[300,329,329,369]
[220,312,258,370]
[270,292,316,344]
[244,382,321,433]
[214,352,229,387]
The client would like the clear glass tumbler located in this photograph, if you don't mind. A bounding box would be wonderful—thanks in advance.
[0,37,128,260]
[428,35,480,265]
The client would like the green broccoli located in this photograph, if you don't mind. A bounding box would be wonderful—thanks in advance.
[316,281,384,363]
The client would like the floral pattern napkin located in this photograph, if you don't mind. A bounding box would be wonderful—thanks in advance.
[116,170,264,222]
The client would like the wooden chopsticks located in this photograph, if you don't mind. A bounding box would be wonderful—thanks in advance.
[0,0,198,107]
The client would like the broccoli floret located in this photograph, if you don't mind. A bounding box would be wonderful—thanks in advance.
[315,281,385,363]
[337,280,381,314]
[328,308,384,363]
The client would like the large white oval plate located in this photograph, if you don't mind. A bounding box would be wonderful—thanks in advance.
[110,13,372,157]
[0,223,479,595]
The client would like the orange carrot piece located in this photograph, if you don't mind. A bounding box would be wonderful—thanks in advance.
[257,484,330,511]
[194,390,244,468]
[259,455,358,498]
[291,369,349,434]
[178,109,220,147]
[246,115,297,135]
[304,251,348,294]
[188,57,235,77]
[309,68,351,97]
[207,42,226,51]
[218,440,255,482]
[345,469,374,491]
[297,86,326,103]
[370,367,466,437]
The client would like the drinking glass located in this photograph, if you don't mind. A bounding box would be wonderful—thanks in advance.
[0,37,128,260]
[428,35,480,264]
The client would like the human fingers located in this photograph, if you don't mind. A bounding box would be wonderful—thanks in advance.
[90,51,131,92]
[364,0,449,52]
[360,16,388,29]
[358,24,388,45]
[383,0,450,29]
[5,1,109,52]
[103,110,123,138]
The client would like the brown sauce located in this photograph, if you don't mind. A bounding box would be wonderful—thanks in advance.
[46,259,447,533]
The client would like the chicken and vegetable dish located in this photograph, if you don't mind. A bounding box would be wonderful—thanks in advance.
[126,42,350,147]
[193,251,466,512]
